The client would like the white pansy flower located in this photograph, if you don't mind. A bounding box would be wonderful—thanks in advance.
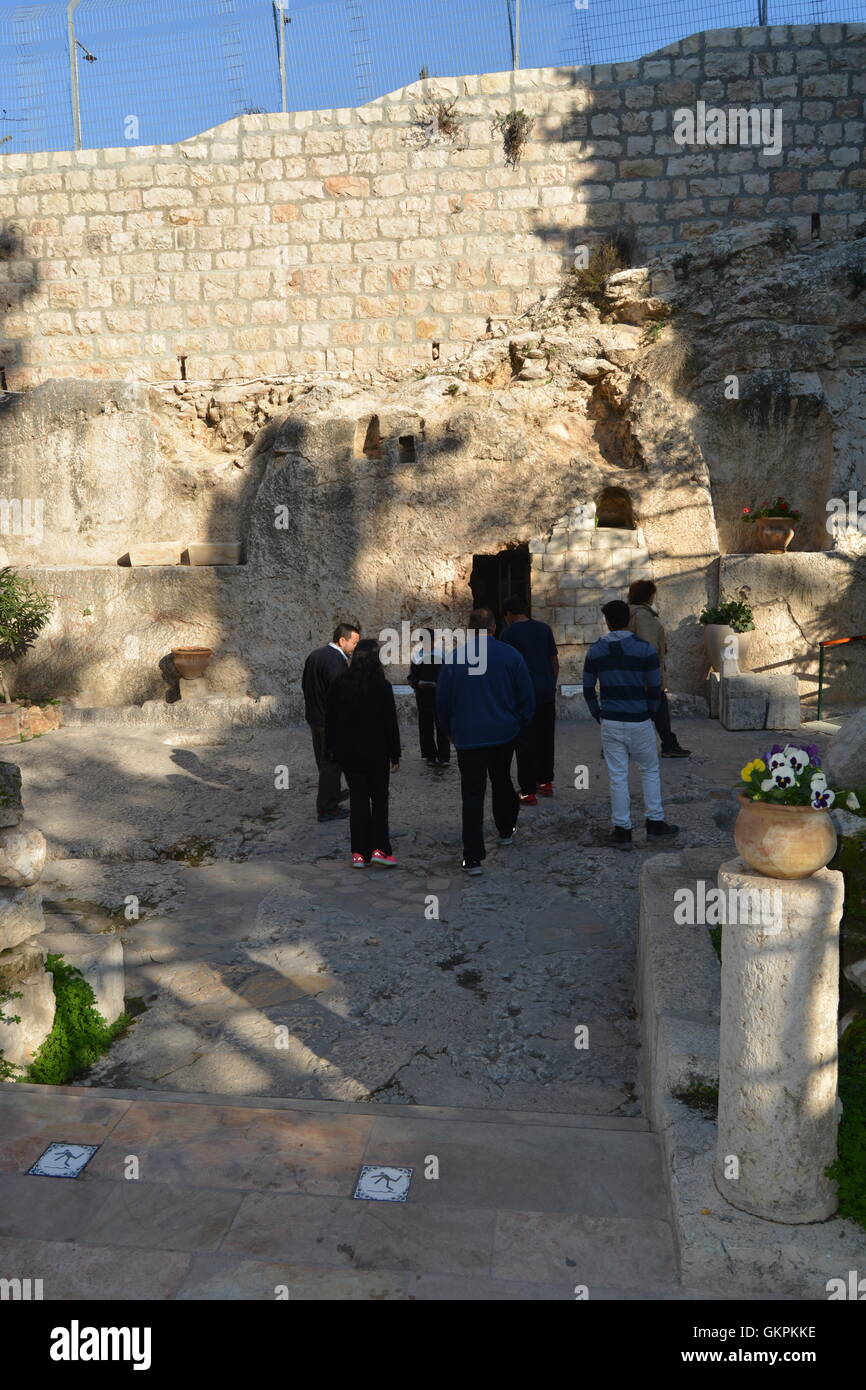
[783,745,810,774]
[846,792,861,811]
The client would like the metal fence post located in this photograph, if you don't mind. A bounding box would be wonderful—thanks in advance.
[67,0,82,151]
[514,0,521,70]
[274,0,287,114]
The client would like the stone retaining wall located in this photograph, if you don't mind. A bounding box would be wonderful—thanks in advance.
[1,24,863,386]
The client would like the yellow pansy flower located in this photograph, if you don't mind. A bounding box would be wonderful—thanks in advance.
[740,758,766,781]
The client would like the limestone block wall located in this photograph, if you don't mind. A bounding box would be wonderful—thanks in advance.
[1,23,863,387]
[530,505,652,646]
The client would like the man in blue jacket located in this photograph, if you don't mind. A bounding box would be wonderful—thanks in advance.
[582,599,678,849]
[437,607,535,875]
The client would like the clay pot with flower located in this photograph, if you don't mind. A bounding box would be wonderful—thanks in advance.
[734,743,860,879]
[742,497,801,553]
[699,586,755,674]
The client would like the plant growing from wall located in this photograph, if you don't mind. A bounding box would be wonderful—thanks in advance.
[26,955,130,1086]
[565,240,626,304]
[419,98,463,141]
[491,109,533,167]
[0,567,53,704]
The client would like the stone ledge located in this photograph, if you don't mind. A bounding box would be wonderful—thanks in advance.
[60,696,289,729]
[638,852,866,1296]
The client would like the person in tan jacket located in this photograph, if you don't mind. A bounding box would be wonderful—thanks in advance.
[627,580,691,757]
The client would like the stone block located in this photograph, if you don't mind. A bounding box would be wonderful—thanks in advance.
[0,827,47,888]
[0,706,21,742]
[0,885,45,952]
[0,762,23,828]
[127,542,183,566]
[720,673,800,731]
[183,542,242,566]
[826,706,866,786]
[0,937,44,989]
[0,962,55,1069]
[178,678,213,702]
[35,932,125,1024]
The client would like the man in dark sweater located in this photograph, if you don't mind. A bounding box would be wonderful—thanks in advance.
[501,595,559,803]
[582,599,678,849]
[301,622,360,821]
[436,608,535,875]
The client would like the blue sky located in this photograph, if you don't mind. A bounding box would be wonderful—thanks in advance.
[0,0,857,153]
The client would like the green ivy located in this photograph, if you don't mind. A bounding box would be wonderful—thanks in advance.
[0,987,23,1081]
[25,954,130,1086]
[827,1017,866,1230]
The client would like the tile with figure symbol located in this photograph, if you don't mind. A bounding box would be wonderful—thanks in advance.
[353,1164,413,1202]
[27,1142,100,1178]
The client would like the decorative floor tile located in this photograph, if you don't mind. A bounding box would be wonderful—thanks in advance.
[353,1164,413,1202]
[27,1142,100,1178]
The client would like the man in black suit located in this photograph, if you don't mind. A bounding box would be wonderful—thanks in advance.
[302,623,361,821]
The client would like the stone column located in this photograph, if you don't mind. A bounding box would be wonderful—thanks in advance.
[714,856,843,1223]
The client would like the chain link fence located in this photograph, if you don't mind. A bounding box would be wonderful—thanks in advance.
[0,0,860,153]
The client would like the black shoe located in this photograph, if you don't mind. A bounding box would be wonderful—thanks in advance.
[318,807,350,822]
[645,818,678,838]
[461,858,483,875]
[426,758,438,768]
[338,790,351,801]
[661,746,691,758]
[605,826,633,849]
[436,759,450,767]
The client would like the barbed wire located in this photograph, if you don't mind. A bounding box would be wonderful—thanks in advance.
[0,0,859,154]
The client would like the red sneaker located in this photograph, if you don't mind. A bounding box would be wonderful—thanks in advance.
[351,853,368,868]
[370,850,397,867]
[537,782,554,797]
[519,793,538,806]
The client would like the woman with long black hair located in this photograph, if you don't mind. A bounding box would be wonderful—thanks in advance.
[324,638,401,867]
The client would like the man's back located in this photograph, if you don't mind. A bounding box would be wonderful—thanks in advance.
[500,618,557,702]
[583,630,660,723]
[302,644,347,726]
[437,636,535,749]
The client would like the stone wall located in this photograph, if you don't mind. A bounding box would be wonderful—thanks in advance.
[1,23,864,387]
[719,551,866,707]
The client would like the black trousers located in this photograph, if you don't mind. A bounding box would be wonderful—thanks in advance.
[310,724,342,816]
[415,689,450,762]
[653,691,678,752]
[343,762,391,859]
[515,700,556,792]
[456,739,518,862]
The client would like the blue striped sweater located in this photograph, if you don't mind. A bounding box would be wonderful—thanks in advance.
[582,630,661,723]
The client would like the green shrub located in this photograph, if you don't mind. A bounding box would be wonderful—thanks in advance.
[827,1017,866,1230]
[26,954,130,1086]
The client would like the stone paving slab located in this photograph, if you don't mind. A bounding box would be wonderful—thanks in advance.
[0,1082,690,1300]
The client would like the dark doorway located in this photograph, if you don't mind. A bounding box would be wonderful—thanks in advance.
[469,544,530,632]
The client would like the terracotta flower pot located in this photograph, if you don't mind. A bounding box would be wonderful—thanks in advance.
[754,516,795,552]
[171,646,213,680]
[704,624,752,673]
[734,794,837,879]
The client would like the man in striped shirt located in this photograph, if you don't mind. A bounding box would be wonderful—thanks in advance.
[582,599,678,849]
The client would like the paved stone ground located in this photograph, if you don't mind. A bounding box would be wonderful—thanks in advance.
[3,714,824,1300]
[13,716,823,1112]
[0,1084,723,1300]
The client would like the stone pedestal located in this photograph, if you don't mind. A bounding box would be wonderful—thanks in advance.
[178,677,211,702]
[714,857,843,1223]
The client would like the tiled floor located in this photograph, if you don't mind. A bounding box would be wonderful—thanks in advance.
[0,1082,700,1300]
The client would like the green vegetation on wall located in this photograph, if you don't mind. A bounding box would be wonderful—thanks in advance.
[25,955,130,1086]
